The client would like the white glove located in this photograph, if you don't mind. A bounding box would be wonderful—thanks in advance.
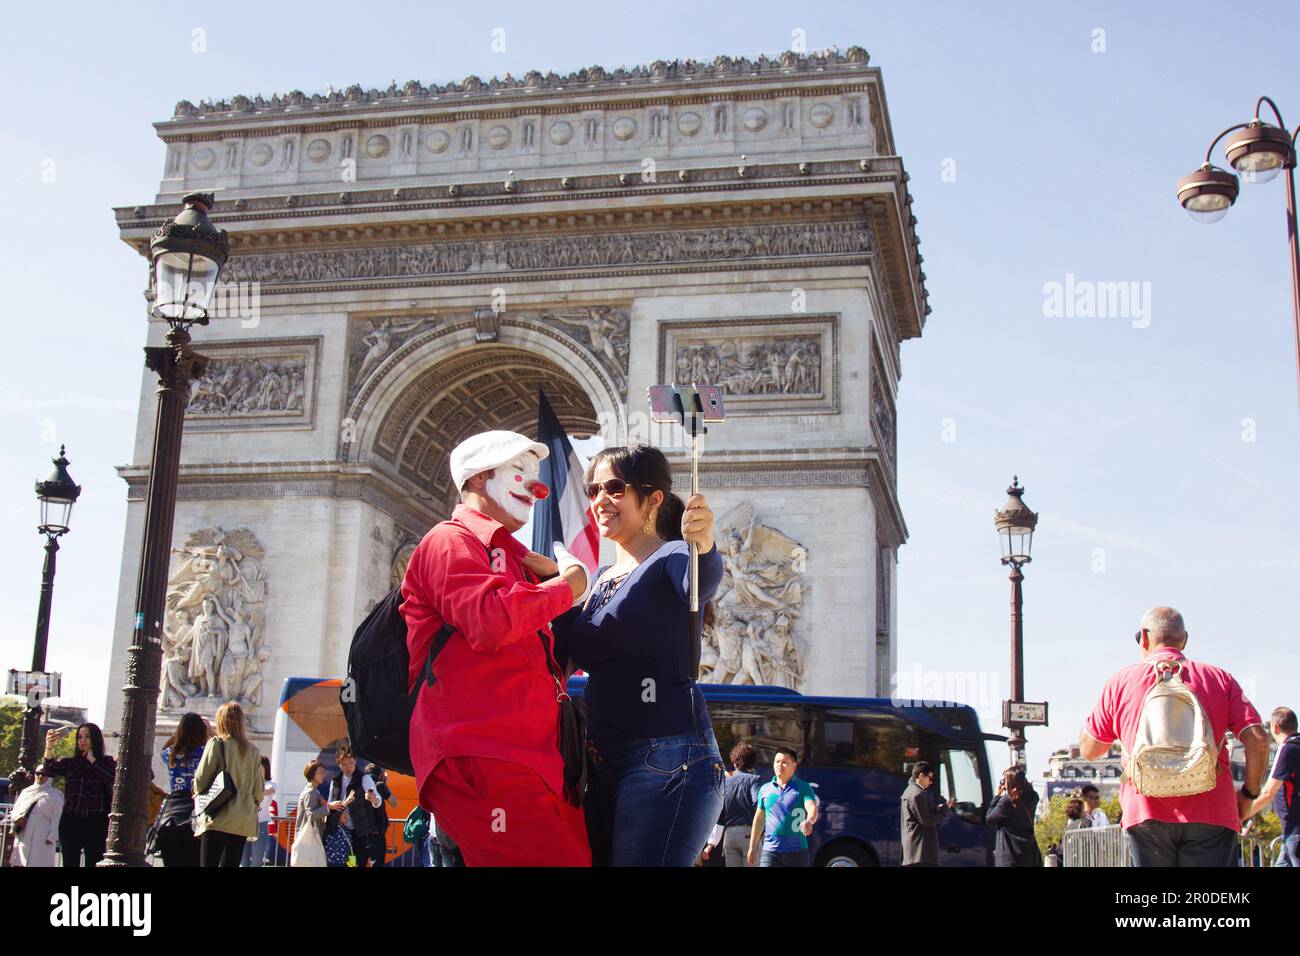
[552,541,590,606]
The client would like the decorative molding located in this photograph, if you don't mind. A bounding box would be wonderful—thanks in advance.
[658,314,838,416]
[185,336,321,430]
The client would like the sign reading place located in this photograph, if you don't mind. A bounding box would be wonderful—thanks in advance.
[1003,700,1049,727]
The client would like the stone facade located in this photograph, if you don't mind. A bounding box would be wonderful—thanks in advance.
[109,48,928,775]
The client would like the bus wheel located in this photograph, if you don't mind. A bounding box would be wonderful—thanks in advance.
[817,841,876,867]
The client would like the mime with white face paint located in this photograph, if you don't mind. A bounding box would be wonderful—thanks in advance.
[399,430,592,867]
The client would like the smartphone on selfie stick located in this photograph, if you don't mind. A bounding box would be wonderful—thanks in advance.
[647,384,727,673]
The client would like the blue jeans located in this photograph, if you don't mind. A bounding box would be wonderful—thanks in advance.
[240,821,272,867]
[761,847,811,867]
[598,729,724,867]
[1126,821,1240,867]
[1281,830,1299,867]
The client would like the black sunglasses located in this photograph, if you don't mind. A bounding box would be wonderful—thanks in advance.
[584,478,651,501]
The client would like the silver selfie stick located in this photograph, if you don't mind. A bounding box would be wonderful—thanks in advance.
[647,384,725,675]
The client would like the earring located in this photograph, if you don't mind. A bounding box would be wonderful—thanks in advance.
[644,510,656,535]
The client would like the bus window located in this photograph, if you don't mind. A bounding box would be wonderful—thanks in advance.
[937,748,984,820]
[813,710,915,773]
[708,702,805,766]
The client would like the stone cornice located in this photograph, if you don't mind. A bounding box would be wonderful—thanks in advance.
[115,158,904,234]
[163,48,874,126]
[116,460,439,535]
[661,446,907,548]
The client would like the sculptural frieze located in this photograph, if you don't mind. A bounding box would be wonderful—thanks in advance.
[161,527,270,710]
[220,220,872,289]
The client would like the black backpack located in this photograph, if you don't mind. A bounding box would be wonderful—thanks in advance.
[340,583,454,777]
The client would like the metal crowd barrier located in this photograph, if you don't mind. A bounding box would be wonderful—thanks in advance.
[1063,824,1285,868]
[263,814,436,867]
[1062,824,1129,867]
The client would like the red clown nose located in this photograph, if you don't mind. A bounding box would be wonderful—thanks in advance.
[529,481,550,500]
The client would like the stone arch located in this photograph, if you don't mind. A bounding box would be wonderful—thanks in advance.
[350,318,620,515]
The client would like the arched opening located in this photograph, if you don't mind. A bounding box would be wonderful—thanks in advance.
[369,345,599,516]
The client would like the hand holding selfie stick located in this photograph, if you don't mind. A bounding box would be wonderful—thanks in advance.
[646,384,726,673]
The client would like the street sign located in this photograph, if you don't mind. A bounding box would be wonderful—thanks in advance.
[1003,699,1049,727]
[7,669,61,705]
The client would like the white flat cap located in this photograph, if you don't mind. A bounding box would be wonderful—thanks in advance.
[449,430,549,490]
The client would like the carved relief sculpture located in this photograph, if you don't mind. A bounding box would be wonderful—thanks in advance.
[161,527,270,710]
[188,355,308,417]
[700,502,808,690]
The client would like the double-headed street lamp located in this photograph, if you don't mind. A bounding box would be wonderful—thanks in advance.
[1177,96,1300,415]
[9,447,82,800]
[101,193,228,867]
[994,477,1039,769]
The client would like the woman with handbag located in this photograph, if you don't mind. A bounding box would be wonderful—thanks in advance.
[986,766,1044,867]
[41,723,115,867]
[153,712,208,867]
[192,701,264,868]
[290,760,341,867]
[6,765,63,867]
[561,445,725,866]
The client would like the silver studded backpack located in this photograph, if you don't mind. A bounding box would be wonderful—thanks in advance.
[1124,658,1220,797]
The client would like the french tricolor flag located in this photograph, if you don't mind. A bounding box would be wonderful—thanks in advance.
[532,389,599,574]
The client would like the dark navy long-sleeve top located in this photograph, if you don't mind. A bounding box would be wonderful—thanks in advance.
[563,540,723,747]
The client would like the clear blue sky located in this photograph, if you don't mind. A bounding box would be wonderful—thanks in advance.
[1,0,1296,783]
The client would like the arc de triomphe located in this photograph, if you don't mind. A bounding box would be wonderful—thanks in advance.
[109,48,929,759]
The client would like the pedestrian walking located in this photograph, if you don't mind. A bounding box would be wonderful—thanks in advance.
[747,748,819,867]
[401,430,589,866]
[290,760,337,868]
[192,701,265,868]
[900,760,953,866]
[328,746,384,867]
[563,445,724,866]
[703,742,764,867]
[1079,607,1269,867]
[1246,706,1299,867]
[1079,784,1110,829]
[986,767,1043,867]
[6,764,63,867]
[155,712,208,867]
[41,722,115,868]
[241,756,276,867]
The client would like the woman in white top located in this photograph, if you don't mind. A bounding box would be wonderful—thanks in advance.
[7,765,65,867]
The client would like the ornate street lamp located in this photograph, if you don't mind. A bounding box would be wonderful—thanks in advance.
[1177,97,1300,414]
[994,477,1038,768]
[8,447,82,800]
[101,194,228,867]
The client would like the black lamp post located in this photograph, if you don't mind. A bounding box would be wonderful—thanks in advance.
[994,477,1038,769]
[1177,97,1300,416]
[9,446,82,800]
[101,193,228,867]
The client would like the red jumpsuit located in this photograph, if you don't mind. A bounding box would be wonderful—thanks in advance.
[400,504,590,866]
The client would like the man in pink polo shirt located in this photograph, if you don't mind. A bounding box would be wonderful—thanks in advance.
[1080,606,1270,867]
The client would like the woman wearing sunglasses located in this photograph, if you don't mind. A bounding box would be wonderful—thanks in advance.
[562,444,725,866]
